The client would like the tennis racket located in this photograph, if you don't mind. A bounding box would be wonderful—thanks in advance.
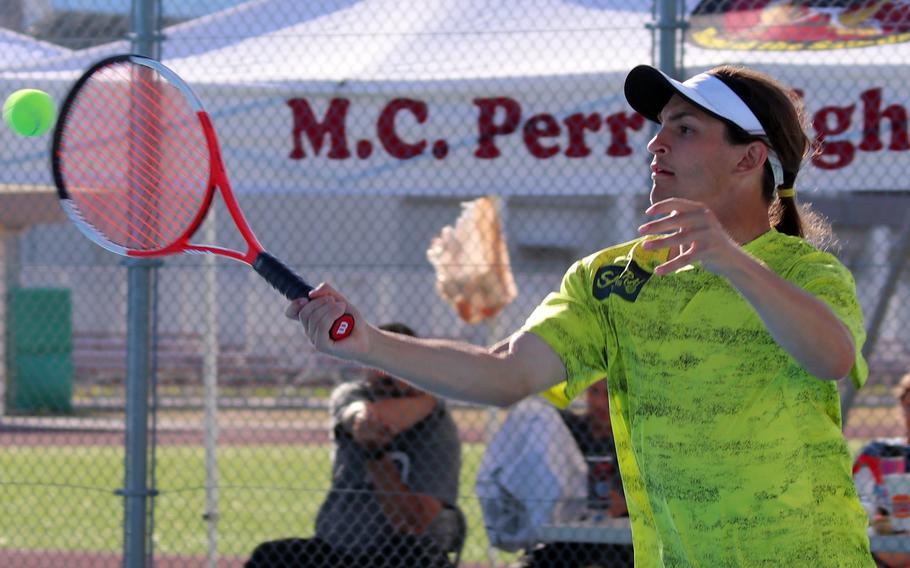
[51,54,354,341]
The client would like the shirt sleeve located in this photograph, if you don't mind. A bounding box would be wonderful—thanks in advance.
[521,259,609,407]
[785,251,868,390]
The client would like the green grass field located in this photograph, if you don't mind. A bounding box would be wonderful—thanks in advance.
[1,436,877,563]
[0,442,515,564]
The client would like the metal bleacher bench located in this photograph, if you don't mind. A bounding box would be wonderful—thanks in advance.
[72,331,306,386]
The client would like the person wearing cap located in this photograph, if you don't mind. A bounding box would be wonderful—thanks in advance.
[287,65,872,566]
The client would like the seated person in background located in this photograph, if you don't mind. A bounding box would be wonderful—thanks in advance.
[853,371,910,568]
[512,380,633,568]
[246,323,463,568]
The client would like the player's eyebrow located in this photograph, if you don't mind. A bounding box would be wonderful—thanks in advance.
[658,108,701,124]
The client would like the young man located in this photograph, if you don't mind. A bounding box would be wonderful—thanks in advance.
[289,65,874,566]
[246,324,462,568]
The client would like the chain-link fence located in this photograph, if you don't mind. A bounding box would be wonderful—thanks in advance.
[1,1,909,566]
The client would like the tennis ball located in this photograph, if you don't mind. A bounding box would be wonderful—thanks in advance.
[3,89,56,137]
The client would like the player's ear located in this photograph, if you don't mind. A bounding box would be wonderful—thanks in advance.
[734,141,767,177]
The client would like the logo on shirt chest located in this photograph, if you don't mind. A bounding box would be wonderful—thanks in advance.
[593,260,652,302]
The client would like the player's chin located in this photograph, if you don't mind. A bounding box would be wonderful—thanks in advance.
[649,178,683,205]
[649,185,671,206]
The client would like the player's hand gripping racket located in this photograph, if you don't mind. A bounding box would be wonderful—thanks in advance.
[51,54,354,341]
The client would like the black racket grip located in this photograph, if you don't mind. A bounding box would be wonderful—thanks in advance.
[253,252,354,341]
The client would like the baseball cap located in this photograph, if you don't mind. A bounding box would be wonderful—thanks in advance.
[624,64,784,188]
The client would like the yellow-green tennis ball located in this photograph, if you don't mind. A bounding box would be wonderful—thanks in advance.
[3,89,56,137]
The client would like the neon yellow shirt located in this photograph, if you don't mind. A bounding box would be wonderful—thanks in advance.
[522,229,873,567]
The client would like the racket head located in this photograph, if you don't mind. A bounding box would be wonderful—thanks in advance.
[52,54,215,257]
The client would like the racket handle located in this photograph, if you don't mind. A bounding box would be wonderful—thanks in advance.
[253,252,355,341]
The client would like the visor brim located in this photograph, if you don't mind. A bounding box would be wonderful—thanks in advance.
[623,65,679,123]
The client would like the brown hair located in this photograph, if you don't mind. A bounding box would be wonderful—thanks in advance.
[709,65,835,249]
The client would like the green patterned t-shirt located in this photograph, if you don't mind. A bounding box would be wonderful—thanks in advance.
[522,229,873,567]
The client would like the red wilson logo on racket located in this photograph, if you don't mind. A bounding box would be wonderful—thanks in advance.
[330,315,355,341]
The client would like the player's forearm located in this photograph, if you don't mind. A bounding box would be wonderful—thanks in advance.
[359,330,542,407]
[722,248,855,380]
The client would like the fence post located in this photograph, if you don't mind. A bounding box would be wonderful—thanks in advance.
[121,2,164,567]
[652,0,685,79]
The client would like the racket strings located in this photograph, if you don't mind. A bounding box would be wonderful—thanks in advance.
[73,64,205,247]
[79,64,206,241]
[58,60,211,251]
[61,80,191,245]
[62,75,202,249]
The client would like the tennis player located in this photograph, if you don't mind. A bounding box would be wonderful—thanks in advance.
[289,64,874,566]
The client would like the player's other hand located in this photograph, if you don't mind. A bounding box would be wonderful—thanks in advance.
[286,282,368,357]
[638,198,741,276]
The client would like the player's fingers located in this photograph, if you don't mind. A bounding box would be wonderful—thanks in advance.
[310,299,347,339]
[638,210,706,236]
[297,295,343,338]
[309,281,347,302]
[645,222,716,250]
[654,248,697,275]
[641,230,690,251]
[295,284,368,351]
[645,197,702,216]
[285,297,308,320]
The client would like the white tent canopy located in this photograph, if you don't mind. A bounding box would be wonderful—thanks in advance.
[0,26,69,64]
[0,0,907,195]
[0,27,69,227]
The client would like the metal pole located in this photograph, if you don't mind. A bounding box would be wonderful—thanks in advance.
[202,216,221,568]
[122,2,163,567]
[120,259,157,568]
[131,0,162,60]
[635,1,686,234]
[652,0,684,79]
[483,196,506,568]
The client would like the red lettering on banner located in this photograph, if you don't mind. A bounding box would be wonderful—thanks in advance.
[813,104,856,169]
[563,113,602,158]
[859,88,909,152]
[288,98,351,160]
[605,112,645,157]
[813,88,909,170]
[523,114,561,158]
[285,88,908,172]
[377,98,428,159]
[474,97,522,159]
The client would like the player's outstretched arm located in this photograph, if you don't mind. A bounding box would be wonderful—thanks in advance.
[287,284,567,406]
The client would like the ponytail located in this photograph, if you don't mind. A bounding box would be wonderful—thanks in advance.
[711,65,836,250]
